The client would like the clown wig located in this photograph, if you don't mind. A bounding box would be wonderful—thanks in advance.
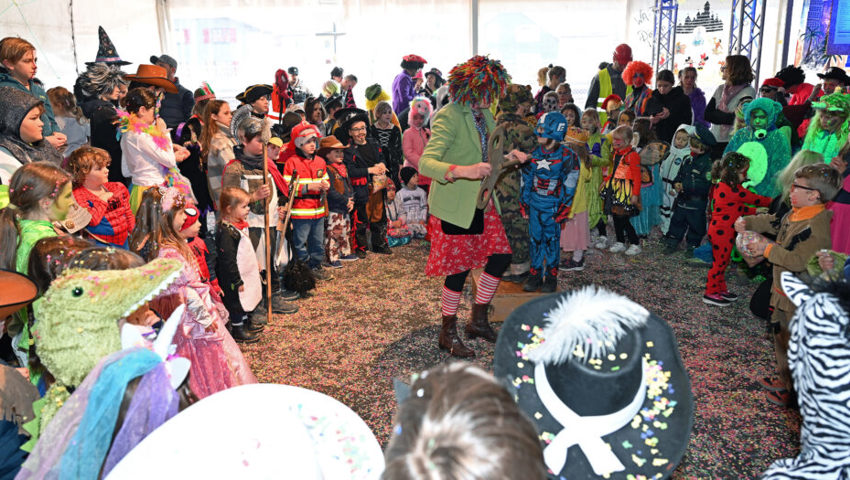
[408,96,433,126]
[447,55,511,107]
[622,61,654,86]
[803,92,850,163]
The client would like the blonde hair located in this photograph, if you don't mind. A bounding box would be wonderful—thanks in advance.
[778,149,824,203]
[47,86,86,124]
[218,186,251,220]
[795,163,842,203]
[582,108,601,133]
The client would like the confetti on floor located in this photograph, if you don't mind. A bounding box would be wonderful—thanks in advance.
[240,237,801,479]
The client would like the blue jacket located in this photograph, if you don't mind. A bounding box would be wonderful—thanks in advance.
[159,80,195,129]
[0,72,59,136]
[521,143,580,218]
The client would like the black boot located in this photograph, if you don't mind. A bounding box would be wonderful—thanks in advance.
[231,324,259,344]
[244,318,265,333]
[541,270,558,293]
[438,315,474,358]
[523,271,543,292]
[466,303,497,343]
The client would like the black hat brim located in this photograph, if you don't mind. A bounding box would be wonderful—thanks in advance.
[494,291,695,480]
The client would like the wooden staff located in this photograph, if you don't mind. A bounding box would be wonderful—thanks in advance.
[262,142,272,326]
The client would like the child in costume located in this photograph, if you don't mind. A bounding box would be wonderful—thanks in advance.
[67,146,135,248]
[618,110,636,127]
[385,182,412,247]
[724,97,791,198]
[581,109,611,249]
[395,166,428,239]
[539,91,560,117]
[622,61,661,117]
[369,101,403,189]
[119,88,189,212]
[321,135,357,267]
[282,122,330,276]
[703,152,772,307]
[152,188,257,398]
[801,92,849,164]
[215,187,263,344]
[659,125,696,234]
[560,103,581,129]
[664,126,716,254]
[600,94,623,134]
[559,128,592,271]
[0,162,73,365]
[630,117,663,238]
[736,163,840,406]
[402,96,433,193]
[224,115,300,310]
[520,112,580,293]
[602,125,643,255]
[494,84,537,283]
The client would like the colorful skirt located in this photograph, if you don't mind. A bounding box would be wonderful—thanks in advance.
[425,203,511,276]
[560,211,590,251]
[631,164,662,236]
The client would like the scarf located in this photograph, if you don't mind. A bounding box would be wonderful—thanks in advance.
[230,146,288,194]
[719,84,748,113]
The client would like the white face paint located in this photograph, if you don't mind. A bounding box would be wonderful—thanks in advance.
[543,95,559,113]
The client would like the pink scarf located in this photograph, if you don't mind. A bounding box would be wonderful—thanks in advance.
[719,84,747,113]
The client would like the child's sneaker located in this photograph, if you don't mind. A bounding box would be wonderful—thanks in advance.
[329,260,343,269]
[609,242,626,253]
[594,236,609,249]
[559,258,585,271]
[702,294,730,307]
[624,244,642,256]
[720,291,739,302]
[340,254,359,262]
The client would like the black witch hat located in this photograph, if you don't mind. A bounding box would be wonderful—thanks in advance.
[85,26,131,66]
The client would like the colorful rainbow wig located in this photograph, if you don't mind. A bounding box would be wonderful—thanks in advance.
[448,55,511,107]
[622,61,654,86]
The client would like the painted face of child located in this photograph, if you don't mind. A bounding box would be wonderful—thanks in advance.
[820,110,846,132]
[789,177,820,208]
[212,103,232,126]
[326,149,344,163]
[19,106,44,143]
[349,121,368,145]
[611,134,628,149]
[2,50,37,84]
[243,135,264,156]
[673,130,690,149]
[137,105,155,125]
[180,212,201,239]
[632,73,646,88]
[86,163,109,188]
[49,183,74,221]
[750,109,768,130]
[563,110,577,127]
[580,114,595,133]
[542,95,558,113]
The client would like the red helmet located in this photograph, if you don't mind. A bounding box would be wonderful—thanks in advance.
[613,44,633,64]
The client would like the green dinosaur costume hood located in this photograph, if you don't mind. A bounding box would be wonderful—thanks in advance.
[32,258,183,388]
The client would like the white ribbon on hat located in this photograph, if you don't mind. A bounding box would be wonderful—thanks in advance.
[534,358,647,476]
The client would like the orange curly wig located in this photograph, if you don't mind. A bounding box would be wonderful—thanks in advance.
[622,61,654,86]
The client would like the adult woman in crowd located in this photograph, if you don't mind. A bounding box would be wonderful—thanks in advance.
[651,69,693,143]
[705,55,756,154]
[679,66,709,128]
[199,99,234,206]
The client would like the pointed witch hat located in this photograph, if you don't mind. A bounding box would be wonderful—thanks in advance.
[86,26,131,66]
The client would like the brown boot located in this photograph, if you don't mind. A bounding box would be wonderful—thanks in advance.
[439,315,474,358]
[466,303,497,343]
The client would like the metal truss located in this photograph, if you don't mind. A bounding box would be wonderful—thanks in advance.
[652,0,679,72]
[728,0,767,86]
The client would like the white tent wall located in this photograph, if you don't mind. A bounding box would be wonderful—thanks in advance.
[1,1,161,91]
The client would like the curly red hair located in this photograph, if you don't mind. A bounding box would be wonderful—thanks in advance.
[622,61,654,86]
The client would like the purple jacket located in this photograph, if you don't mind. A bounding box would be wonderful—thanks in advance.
[392,71,415,114]
[687,87,709,128]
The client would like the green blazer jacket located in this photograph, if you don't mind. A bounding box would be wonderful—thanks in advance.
[418,103,497,229]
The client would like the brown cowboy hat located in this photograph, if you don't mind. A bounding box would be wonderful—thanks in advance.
[124,64,178,94]
[317,135,346,157]
[0,270,38,319]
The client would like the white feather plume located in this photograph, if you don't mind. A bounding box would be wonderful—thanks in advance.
[527,286,649,366]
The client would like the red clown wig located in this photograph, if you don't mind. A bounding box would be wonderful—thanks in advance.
[622,61,654,86]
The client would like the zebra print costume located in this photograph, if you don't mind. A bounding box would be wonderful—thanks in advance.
[762,273,850,480]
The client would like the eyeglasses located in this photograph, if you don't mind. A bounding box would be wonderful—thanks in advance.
[791,183,817,192]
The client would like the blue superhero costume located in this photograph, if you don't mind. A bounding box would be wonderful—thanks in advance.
[521,113,580,280]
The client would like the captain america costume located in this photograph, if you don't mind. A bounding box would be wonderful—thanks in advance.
[521,139,580,281]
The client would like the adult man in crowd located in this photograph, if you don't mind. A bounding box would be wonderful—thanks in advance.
[288,66,310,104]
[150,54,194,128]
[341,74,358,108]
[584,44,632,124]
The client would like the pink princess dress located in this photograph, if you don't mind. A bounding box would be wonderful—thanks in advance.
[154,246,257,398]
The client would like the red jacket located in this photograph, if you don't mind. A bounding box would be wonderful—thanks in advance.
[283,153,329,219]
